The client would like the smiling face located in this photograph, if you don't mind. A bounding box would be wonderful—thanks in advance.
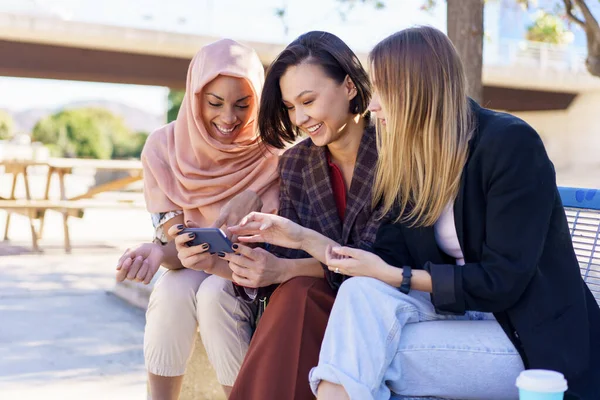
[279,63,357,147]
[200,75,255,144]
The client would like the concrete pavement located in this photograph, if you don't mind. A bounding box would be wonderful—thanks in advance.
[0,203,151,399]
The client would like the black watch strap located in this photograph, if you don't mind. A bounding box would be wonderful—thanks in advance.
[399,266,412,294]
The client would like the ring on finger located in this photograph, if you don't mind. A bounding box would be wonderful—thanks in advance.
[334,267,340,274]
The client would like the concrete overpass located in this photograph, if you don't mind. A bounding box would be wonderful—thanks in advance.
[1,12,600,111]
[0,12,285,89]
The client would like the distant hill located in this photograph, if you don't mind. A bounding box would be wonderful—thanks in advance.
[8,100,165,134]
[11,108,51,134]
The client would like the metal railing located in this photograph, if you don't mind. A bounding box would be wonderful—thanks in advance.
[485,39,588,74]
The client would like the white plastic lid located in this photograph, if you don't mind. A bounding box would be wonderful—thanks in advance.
[516,370,568,393]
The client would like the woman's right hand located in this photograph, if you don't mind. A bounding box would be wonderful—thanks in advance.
[116,242,164,285]
[168,222,215,272]
[228,212,306,250]
[211,190,264,241]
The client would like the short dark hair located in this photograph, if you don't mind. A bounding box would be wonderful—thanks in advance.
[259,31,371,149]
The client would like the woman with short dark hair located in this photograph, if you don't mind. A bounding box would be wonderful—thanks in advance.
[224,31,382,400]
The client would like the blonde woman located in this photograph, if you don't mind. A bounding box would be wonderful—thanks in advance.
[229,27,600,400]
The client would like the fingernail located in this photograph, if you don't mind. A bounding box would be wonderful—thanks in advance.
[188,233,195,238]
[176,224,184,230]
[232,244,239,250]
[202,243,209,249]
[217,252,226,257]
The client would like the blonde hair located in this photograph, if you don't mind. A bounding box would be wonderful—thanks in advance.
[370,26,475,227]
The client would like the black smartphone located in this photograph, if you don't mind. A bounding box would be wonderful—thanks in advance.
[180,228,234,254]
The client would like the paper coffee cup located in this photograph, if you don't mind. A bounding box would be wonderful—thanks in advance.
[516,370,568,400]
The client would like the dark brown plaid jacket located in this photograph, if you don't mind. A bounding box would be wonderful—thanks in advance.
[270,125,383,289]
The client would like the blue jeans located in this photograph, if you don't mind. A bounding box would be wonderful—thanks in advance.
[309,277,524,400]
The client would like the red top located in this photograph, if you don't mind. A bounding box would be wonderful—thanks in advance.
[327,151,347,221]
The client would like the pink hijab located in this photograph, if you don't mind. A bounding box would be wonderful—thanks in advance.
[141,39,280,227]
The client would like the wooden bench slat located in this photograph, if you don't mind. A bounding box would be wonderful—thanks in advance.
[0,200,145,209]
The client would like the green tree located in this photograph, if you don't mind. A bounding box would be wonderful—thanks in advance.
[0,110,15,140]
[68,118,113,159]
[32,108,117,159]
[112,131,149,159]
[167,89,185,123]
[527,10,574,44]
[81,108,136,159]
[32,107,149,159]
[443,0,600,95]
[563,0,600,77]
[130,131,150,158]
[336,0,599,102]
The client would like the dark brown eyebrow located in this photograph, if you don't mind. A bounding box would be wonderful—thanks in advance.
[282,90,315,104]
[235,95,252,103]
[206,93,252,103]
[207,93,224,101]
[295,90,314,100]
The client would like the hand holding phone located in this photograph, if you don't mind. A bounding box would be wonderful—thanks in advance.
[180,227,234,254]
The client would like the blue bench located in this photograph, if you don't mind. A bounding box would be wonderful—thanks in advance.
[558,187,600,304]
[393,187,600,400]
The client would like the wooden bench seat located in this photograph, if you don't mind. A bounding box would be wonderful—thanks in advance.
[0,199,146,252]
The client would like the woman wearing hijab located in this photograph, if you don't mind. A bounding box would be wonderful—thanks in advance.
[116,38,279,400]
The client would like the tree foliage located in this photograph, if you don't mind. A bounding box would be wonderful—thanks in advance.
[167,89,185,123]
[335,0,599,99]
[32,108,147,159]
[527,10,574,44]
[562,0,600,77]
[0,110,15,140]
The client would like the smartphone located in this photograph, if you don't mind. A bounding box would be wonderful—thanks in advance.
[180,228,234,254]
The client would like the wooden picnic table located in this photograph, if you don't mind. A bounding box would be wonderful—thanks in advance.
[1,157,144,252]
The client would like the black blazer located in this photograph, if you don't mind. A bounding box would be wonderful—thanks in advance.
[373,102,600,399]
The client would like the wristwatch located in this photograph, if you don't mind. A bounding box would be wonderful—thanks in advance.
[399,266,412,294]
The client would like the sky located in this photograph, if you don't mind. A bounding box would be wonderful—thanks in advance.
[0,0,446,115]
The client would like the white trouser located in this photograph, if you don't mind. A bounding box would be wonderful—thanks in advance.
[143,269,255,386]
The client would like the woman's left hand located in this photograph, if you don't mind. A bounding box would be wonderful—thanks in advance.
[325,245,391,278]
[220,244,287,288]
